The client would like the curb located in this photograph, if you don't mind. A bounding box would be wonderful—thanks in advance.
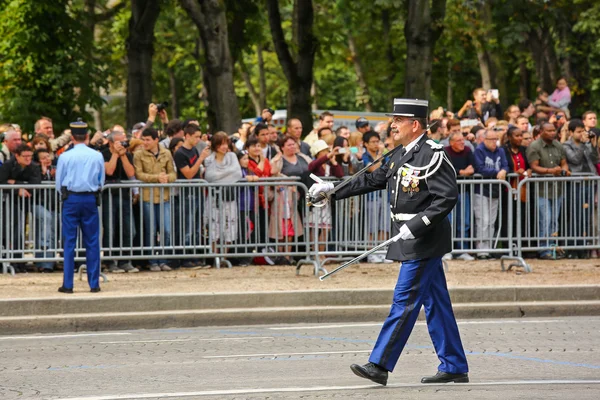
[1,286,599,334]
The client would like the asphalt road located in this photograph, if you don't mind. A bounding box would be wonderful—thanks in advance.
[1,317,600,400]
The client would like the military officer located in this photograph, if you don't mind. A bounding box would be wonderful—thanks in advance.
[55,120,105,293]
[310,99,469,386]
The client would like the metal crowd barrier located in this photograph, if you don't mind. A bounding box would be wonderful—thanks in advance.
[2,174,599,277]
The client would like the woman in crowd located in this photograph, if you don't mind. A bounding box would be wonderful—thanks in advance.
[236,150,259,266]
[548,77,572,117]
[204,132,243,262]
[348,131,364,175]
[307,140,344,259]
[246,135,272,251]
[501,126,531,250]
[270,134,311,264]
[504,105,521,125]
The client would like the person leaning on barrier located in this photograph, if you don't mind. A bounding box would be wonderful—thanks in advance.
[101,130,138,274]
[0,144,42,273]
[33,148,58,273]
[563,119,598,259]
[134,127,177,272]
[287,118,311,158]
[309,98,469,386]
[173,124,211,269]
[55,120,105,293]
[526,122,571,260]
[473,129,508,260]
[443,132,476,261]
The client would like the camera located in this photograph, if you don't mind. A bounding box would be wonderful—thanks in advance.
[560,170,567,177]
[121,141,130,149]
[156,101,169,112]
[588,131,596,139]
[338,148,347,154]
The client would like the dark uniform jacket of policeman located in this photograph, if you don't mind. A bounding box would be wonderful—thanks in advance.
[334,134,457,261]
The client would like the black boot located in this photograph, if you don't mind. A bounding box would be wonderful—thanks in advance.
[350,362,388,386]
[421,371,469,384]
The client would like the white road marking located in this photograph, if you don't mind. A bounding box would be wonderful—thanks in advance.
[202,350,372,359]
[269,319,563,330]
[52,380,600,400]
[99,337,274,344]
[0,333,131,341]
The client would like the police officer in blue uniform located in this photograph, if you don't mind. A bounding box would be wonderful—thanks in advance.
[310,99,469,386]
[55,120,105,293]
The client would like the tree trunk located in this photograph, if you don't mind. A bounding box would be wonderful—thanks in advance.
[126,0,161,129]
[179,0,241,134]
[403,0,447,100]
[311,81,318,111]
[475,44,492,90]
[266,0,317,136]
[519,61,530,100]
[239,60,262,115]
[257,44,267,110]
[559,24,572,82]
[382,9,396,104]
[348,34,373,112]
[168,67,180,119]
[446,62,453,112]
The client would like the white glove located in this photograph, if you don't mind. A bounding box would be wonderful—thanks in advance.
[309,182,334,198]
[392,224,415,242]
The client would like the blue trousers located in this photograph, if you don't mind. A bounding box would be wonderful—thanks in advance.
[369,257,468,373]
[62,194,100,289]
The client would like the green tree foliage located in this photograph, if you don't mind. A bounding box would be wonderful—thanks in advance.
[0,0,108,133]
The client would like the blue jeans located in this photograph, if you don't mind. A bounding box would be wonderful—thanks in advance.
[450,193,471,250]
[538,196,562,256]
[34,204,56,270]
[142,201,171,265]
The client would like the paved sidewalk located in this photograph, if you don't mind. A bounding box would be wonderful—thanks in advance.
[1,258,599,298]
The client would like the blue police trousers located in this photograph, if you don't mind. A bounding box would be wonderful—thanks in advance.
[62,194,100,289]
[369,257,468,373]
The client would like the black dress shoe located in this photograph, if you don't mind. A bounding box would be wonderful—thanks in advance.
[90,287,101,293]
[58,286,73,294]
[350,362,388,386]
[421,371,469,384]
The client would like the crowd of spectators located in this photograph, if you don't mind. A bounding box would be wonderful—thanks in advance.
[1,77,599,272]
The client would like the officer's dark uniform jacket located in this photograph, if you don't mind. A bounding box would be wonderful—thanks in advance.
[334,133,458,261]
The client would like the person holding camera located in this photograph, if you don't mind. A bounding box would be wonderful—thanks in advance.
[526,122,571,259]
[563,119,598,259]
[457,88,502,124]
[101,131,137,273]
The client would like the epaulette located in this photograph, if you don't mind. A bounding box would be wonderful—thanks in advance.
[425,139,444,151]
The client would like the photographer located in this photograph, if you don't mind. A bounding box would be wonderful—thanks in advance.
[563,119,597,258]
[102,131,137,273]
[457,88,502,124]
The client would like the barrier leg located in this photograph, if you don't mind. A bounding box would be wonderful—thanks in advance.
[500,256,531,273]
[78,264,109,283]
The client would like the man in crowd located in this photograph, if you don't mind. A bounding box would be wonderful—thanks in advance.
[0,144,41,272]
[563,119,597,258]
[134,128,177,271]
[0,127,22,163]
[473,129,508,259]
[287,118,311,157]
[159,120,184,149]
[173,124,211,268]
[516,115,530,134]
[526,122,570,259]
[336,126,350,139]
[356,117,370,134]
[444,132,476,261]
[102,130,138,273]
[457,88,502,123]
[55,120,105,293]
[255,123,278,159]
[446,119,474,151]
[235,122,252,151]
[582,111,597,132]
[35,116,72,152]
[303,111,334,146]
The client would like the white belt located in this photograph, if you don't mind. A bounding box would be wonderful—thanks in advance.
[391,213,417,221]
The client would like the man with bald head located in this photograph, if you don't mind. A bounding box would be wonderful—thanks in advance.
[34,117,72,152]
[526,122,570,259]
[287,118,311,157]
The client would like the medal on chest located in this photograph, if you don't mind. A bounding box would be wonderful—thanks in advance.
[395,166,421,205]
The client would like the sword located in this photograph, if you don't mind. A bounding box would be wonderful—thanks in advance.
[307,120,439,207]
[319,232,401,280]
